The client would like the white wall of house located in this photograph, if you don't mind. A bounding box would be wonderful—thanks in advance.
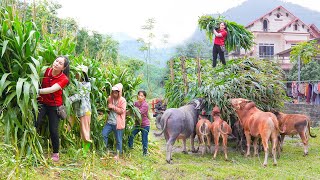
[242,6,316,61]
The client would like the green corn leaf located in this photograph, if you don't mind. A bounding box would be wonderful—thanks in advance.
[1,40,9,57]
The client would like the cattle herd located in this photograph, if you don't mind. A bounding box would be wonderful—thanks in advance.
[154,98,317,167]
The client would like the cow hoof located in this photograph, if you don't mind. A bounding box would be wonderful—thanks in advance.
[303,153,308,157]
[182,150,188,154]
[263,164,267,168]
[191,150,198,153]
[225,159,229,161]
[273,163,277,166]
[166,159,172,164]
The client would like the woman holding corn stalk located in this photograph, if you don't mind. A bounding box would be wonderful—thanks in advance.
[35,56,70,162]
[212,22,228,68]
[102,83,127,160]
[68,65,92,157]
[128,90,150,156]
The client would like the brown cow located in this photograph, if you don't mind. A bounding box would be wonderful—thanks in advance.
[230,98,281,167]
[210,106,232,160]
[196,115,212,155]
[273,112,316,156]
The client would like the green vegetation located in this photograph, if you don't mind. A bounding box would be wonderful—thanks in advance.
[1,122,320,179]
[165,57,287,122]
[198,15,254,52]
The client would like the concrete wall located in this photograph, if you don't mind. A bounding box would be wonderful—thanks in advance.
[284,103,320,127]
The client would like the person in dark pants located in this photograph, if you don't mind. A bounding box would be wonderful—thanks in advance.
[128,90,150,156]
[35,56,70,162]
[212,22,228,68]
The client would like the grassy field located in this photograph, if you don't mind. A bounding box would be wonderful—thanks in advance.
[1,121,320,179]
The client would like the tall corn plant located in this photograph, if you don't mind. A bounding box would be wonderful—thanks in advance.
[164,57,287,123]
[0,6,46,164]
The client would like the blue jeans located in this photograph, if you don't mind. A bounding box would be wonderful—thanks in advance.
[128,126,150,154]
[102,123,124,154]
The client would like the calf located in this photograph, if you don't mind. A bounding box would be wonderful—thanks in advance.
[196,115,212,155]
[232,120,246,154]
[273,112,316,156]
[230,98,281,167]
[210,106,232,160]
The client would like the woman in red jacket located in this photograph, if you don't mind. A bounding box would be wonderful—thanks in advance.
[212,22,228,68]
[35,56,70,162]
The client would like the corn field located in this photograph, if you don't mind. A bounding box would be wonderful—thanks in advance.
[0,4,143,167]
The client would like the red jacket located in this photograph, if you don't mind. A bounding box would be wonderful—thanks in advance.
[214,29,227,46]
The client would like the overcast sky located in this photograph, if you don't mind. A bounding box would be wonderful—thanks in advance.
[55,0,320,47]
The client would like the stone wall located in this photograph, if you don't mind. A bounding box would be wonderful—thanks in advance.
[284,103,320,127]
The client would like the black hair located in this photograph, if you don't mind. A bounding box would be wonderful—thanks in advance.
[58,55,70,80]
[220,21,227,31]
[82,71,89,82]
[138,90,147,97]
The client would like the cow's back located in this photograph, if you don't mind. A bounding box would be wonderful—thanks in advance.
[280,114,309,135]
[245,111,277,137]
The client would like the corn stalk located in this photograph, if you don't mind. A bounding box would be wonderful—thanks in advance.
[198,15,254,52]
[165,57,287,123]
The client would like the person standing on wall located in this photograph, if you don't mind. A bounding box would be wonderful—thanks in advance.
[212,22,228,68]
[128,90,150,156]
[102,83,127,160]
[35,56,70,162]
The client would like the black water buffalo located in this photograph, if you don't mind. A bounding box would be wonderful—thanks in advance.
[154,98,205,163]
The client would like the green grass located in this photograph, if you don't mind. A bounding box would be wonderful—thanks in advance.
[1,122,320,179]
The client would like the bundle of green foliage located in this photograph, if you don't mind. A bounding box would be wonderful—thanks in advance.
[198,15,254,52]
[164,57,286,122]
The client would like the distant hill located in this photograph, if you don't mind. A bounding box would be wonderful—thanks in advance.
[116,0,320,65]
[188,0,320,42]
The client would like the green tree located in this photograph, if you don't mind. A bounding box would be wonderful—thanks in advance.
[137,18,156,88]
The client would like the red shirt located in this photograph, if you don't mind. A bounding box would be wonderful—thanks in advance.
[214,29,227,46]
[39,68,69,106]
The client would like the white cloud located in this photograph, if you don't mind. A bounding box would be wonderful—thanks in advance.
[55,0,320,47]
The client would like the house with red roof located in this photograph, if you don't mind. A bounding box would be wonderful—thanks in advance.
[234,6,320,71]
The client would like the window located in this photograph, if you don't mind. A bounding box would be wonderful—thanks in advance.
[259,43,274,59]
[291,44,297,47]
[286,13,289,17]
[263,20,268,31]
[302,25,304,28]
[294,24,298,31]
[277,14,280,18]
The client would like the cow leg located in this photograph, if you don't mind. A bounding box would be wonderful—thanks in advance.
[261,137,269,167]
[182,137,188,154]
[280,134,285,151]
[253,137,259,156]
[166,133,180,163]
[191,132,197,153]
[206,134,211,154]
[244,132,251,157]
[271,133,278,166]
[166,141,174,164]
[298,131,308,156]
[213,133,220,159]
[222,135,228,161]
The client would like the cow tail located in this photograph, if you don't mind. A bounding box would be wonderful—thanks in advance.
[307,119,317,138]
[154,112,170,136]
[218,122,228,135]
[199,123,208,136]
